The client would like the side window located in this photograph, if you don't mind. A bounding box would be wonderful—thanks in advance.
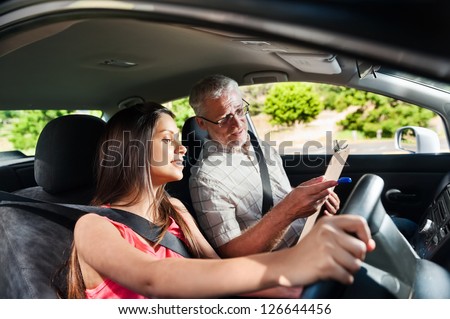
[0,110,103,157]
[242,82,449,155]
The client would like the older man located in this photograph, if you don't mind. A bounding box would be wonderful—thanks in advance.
[188,74,339,258]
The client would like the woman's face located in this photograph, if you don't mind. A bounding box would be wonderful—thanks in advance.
[150,113,186,187]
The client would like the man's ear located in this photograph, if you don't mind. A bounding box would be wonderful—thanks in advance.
[195,117,207,130]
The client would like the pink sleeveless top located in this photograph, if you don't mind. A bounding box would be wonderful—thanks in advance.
[85,216,186,299]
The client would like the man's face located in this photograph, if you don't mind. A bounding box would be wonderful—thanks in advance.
[196,89,248,147]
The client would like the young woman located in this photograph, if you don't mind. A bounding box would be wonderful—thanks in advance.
[66,102,375,298]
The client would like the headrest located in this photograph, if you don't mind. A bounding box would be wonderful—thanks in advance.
[34,114,106,194]
[182,116,207,167]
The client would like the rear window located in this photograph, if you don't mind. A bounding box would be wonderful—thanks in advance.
[0,110,103,156]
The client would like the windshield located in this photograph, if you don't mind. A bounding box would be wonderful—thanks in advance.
[380,68,450,94]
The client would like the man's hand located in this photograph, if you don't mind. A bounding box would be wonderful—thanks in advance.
[275,176,338,221]
[323,190,340,216]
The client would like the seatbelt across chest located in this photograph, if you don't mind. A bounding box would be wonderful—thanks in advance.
[248,130,273,215]
[0,191,191,258]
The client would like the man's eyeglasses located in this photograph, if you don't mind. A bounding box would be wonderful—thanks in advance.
[198,99,250,128]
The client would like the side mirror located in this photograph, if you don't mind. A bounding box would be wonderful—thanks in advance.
[395,126,440,154]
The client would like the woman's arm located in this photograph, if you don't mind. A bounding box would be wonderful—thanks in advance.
[170,197,219,259]
[75,213,374,299]
[170,197,304,298]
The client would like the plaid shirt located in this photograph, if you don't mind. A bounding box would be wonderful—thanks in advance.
[189,136,305,250]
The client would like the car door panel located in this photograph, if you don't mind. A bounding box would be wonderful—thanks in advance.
[282,153,450,224]
[0,159,36,192]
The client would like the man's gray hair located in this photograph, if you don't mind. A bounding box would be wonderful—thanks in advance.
[189,74,240,116]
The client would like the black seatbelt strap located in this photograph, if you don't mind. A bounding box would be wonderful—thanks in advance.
[0,191,191,258]
[248,130,273,215]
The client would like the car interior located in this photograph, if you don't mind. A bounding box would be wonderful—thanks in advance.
[0,114,106,298]
[1,0,450,299]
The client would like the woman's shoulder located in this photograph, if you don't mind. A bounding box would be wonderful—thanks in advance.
[74,213,126,248]
[76,212,106,223]
[168,197,188,213]
[168,197,195,223]
[74,213,118,234]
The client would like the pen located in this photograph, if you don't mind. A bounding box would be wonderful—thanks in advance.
[338,177,352,184]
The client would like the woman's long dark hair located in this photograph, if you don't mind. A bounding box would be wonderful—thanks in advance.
[65,102,202,298]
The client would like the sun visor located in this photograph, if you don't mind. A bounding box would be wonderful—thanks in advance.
[276,53,342,74]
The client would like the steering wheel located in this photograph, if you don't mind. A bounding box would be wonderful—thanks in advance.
[301,173,450,299]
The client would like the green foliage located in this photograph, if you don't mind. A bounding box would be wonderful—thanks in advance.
[338,101,435,138]
[264,83,323,126]
[0,110,103,154]
[316,84,347,111]
[316,84,388,112]
[8,110,74,152]
[315,83,436,138]
[0,110,19,122]
[241,84,272,116]
[168,97,195,130]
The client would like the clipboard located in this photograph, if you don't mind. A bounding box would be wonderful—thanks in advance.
[297,141,350,242]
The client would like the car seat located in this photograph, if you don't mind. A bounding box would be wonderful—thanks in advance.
[0,114,106,298]
[15,114,106,203]
[166,116,257,218]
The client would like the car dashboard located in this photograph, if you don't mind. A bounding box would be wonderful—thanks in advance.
[414,183,450,270]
